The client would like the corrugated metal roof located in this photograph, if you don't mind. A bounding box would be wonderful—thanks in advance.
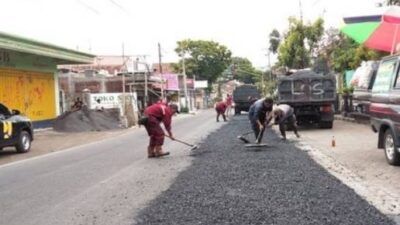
[0,31,94,64]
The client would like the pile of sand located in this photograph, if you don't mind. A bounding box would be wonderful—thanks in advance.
[53,106,121,132]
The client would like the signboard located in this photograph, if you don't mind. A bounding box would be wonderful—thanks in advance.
[194,80,208,89]
[162,73,179,91]
[89,92,138,113]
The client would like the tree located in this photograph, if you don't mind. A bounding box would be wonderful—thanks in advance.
[277,17,324,69]
[173,39,232,85]
[230,57,261,84]
[387,0,400,5]
[269,29,281,54]
[317,28,387,72]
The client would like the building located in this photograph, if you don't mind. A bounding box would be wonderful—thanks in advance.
[0,32,94,128]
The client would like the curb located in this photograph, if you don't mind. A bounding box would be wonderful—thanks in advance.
[334,114,370,125]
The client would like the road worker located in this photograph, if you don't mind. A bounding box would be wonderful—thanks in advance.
[248,97,274,143]
[143,102,179,158]
[225,94,233,116]
[215,101,228,122]
[270,104,300,140]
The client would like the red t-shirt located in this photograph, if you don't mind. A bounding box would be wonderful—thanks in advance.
[144,103,173,134]
[215,102,227,112]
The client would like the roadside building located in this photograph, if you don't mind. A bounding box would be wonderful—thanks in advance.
[0,32,93,128]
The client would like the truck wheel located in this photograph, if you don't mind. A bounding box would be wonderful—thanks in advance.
[16,131,31,153]
[235,107,241,115]
[384,129,400,166]
[319,121,333,129]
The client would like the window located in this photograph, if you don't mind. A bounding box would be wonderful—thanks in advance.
[372,59,398,93]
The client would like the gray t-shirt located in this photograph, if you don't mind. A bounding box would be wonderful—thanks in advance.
[275,104,294,124]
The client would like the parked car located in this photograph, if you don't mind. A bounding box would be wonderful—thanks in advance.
[232,84,261,115]
[350,61,379,117]
[368,55,400,165]
[0,103,33,153]
[277,70,336,129]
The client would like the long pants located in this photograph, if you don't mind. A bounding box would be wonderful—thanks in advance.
[216,110,226,122]
[278,114,298,138]
[144,116,164,147]
[251,120,265,142]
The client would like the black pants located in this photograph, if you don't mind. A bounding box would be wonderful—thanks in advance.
[216,111,226,122]
[278,114,298,138]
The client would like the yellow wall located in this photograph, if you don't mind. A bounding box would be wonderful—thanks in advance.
[0,68,55,121]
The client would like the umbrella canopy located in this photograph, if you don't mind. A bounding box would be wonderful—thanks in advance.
[341,6,400,54]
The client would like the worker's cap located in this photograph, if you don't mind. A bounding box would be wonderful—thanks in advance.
[169,104,180,113]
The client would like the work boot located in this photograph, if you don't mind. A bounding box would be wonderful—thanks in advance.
[148,146,156,158]
[155,146,170,158]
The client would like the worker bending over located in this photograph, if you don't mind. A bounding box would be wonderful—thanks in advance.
[215,101,228,122]
[271,104,300,140]
[143,102,179,158]
[248,97,274,143]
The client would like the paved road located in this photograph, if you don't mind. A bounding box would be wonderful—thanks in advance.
[135,115,394,225]
[293,119,400,223]
[0,110,224,225]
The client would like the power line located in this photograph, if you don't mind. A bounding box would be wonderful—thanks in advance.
[76,0,100,15]
[108,0,130,15]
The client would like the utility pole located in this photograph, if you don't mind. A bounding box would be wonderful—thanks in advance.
[299,0,303,23]
[144,56,148,107]
[182,55,188,109]
[268,50,272,81]
[158,42,164,99]
[122,43,126,117]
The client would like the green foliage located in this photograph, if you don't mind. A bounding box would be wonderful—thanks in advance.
[269,29,281,54]
[180,106,189,113]
[341,86,354,95]
[318,28,387,72]
[259,77,277,97]
[387,0,400,5]
[174,39,232,85]
[231,57,261,84]
[278,17,324,69]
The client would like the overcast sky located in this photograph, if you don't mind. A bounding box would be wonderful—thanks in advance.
[0,0,383,69]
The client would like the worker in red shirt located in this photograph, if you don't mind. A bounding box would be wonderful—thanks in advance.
[215,101,228,122]
[143,102,180,158]
[226,94,233,116]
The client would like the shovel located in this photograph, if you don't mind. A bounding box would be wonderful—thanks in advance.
[165,135,199,151]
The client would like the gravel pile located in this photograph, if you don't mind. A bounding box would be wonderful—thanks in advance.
[53,106,121,132]
[134,116,394,225]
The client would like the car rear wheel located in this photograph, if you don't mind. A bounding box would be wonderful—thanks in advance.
[319,121,333,129]
[16,131,31,153]
[235,107,241,115]
[384,129,400,166]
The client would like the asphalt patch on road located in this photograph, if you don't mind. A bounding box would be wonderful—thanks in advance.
[134,115,394,225]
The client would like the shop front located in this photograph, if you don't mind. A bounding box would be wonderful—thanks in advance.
[0,32,94,128]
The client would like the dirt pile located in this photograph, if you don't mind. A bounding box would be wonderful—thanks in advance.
[53,106,122,132]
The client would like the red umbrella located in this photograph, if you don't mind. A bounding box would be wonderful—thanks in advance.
[341,6,400,54]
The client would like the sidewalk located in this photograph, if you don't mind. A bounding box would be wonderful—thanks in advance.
[334,113,370,125]
[0,112,199,166]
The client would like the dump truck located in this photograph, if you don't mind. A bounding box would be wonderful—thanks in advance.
[233,84,261,115]
[277,70,336,129]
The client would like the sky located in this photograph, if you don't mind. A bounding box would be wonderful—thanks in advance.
[0,0,384,69]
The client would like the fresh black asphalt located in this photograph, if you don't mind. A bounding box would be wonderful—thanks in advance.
[134,115,394,225]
